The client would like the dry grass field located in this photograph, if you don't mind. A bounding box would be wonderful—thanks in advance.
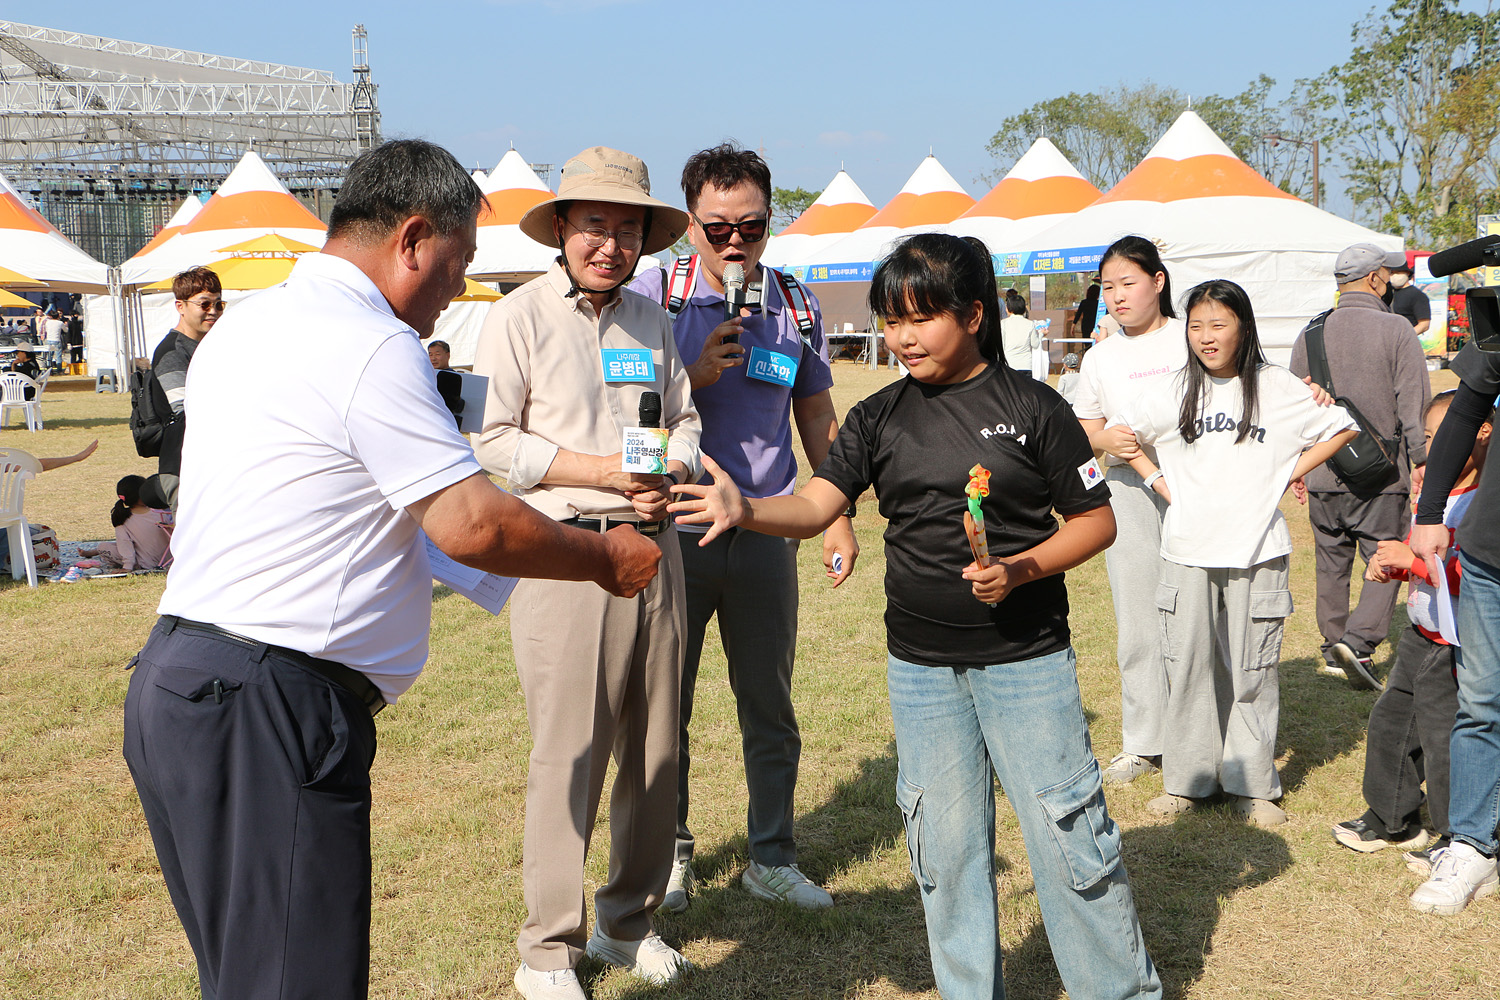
[3,363,1495,999]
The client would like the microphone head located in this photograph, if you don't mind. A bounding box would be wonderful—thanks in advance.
[723,262,745,291]
[638,390,662,428]
[1429,235,1500,278]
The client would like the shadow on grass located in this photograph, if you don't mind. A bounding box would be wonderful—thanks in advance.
[999,819,1293,1000]
[639,748,938,998]
[1276,653,1378,794]
[634,747,1294,999]
[27,415,130,430]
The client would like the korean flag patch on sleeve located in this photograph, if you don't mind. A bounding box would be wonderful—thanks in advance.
[1077,458,1104,490]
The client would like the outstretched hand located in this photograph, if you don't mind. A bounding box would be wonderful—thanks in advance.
[667,454,746,545]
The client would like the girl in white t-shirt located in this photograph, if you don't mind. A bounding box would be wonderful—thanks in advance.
[1114,280,1356,827]
[1072,235,1188,787]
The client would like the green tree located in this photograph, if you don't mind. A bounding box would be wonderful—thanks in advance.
[1196,74,1328,204]
[772,187,821,231]
[1313,0,1500,244]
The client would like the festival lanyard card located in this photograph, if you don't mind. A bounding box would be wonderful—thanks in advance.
[601,348,655,383]
[745,346,799,388]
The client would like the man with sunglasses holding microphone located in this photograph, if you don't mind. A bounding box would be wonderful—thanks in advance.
[631,143,856,913]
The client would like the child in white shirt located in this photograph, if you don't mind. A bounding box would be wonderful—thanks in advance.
[1113,279,1356,827]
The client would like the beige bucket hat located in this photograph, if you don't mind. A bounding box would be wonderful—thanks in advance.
[519,146,689,255]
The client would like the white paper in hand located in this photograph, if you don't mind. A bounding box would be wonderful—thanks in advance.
[424,533,518,615]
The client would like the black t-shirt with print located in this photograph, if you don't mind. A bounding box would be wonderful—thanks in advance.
[815,363,1111,667]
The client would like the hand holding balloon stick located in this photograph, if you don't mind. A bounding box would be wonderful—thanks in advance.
[964,464,996,606]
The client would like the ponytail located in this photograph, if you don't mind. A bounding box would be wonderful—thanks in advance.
[112,475,145,528]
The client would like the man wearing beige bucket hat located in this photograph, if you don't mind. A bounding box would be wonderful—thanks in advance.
[472,146,702,1000]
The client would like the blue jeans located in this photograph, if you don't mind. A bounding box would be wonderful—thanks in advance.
[888,650,1160,1000]
[1450,550,1500,855]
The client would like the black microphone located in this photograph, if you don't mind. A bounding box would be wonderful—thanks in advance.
[1428,235,1500,277]
[638,390,661,428]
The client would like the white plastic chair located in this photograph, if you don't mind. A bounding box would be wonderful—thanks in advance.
[0,447,42,587]
[0,372,43,431]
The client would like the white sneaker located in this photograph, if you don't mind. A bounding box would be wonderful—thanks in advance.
[1409,842,1499,915]
[513,962,585,1000]
[1101,752,1160,785]
[585,929,691,985]
[742,861,834,909]
[659,857,694,914]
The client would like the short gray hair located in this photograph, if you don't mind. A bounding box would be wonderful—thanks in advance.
[327,139,486,243]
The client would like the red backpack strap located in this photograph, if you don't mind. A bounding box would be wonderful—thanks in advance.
[769,267,817,347]
[664,254,699,314]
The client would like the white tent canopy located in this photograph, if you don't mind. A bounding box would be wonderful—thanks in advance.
[760,169,876,269]
[1008,111,1401,360]
[0,168,111,292]
[801,155,975,271]
[468,148,556,281]
[940,137,1102,254]
[119,150,327,287]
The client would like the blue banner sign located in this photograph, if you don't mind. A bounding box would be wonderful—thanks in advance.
[995,245,1109,277]
[788,262,876,283]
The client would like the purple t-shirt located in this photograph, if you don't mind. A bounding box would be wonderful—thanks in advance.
[630,261,833,498]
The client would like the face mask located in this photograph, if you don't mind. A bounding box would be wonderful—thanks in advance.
[1390,272,1410,288]
[1381,282,1395,306]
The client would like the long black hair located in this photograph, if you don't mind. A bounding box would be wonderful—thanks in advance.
[1177,280,1266,444]
[1099,235,1176,320]
[869,232,1003,363]
[112,475,145,528]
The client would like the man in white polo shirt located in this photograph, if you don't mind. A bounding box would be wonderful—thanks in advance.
[121,140,661,1000]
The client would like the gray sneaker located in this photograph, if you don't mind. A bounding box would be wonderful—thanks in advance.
[658,857,693,914]
[1101,752,1160,785]
[513,962,585,1000]
[585,929,691,985]
[742,861,833,909]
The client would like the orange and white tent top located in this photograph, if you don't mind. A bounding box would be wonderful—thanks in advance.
[1093,112,1300,206]
[959,138,1101,221]
[132,196,204,260]
[0,168,111,291]
[858,155,974,231]
[480,149,553,227]
[121,150,327,285]
[470,148,557,279]
[760,169,876,268]
[803,156,975,268]
[945,138,1102,253]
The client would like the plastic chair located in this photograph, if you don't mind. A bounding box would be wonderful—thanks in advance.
[0,448,42,587]
[1,372,43,431]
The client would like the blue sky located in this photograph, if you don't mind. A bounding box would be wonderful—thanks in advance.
[37,1,1383,212]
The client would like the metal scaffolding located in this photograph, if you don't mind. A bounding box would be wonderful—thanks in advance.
[0,20,379,263]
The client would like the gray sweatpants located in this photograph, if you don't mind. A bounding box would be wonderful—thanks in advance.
[1103,467,1171,757]
[1156,556,1292,801]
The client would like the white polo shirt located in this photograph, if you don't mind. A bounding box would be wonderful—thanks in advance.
[1072,318,1187,466]
[158,252,483,700]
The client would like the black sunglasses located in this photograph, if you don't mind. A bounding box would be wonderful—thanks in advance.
[693,214,768,245]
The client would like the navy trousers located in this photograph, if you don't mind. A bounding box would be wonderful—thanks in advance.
[123,617,378,1000]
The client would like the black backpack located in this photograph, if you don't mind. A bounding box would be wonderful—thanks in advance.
[128,365,169,458]
[1301,310,1400,492]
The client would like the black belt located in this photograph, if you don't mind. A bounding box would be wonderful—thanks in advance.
[159,615,386,717]
[563,515,667,537]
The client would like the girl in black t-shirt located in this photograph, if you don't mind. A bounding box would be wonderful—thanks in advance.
[671,234,1160,1000]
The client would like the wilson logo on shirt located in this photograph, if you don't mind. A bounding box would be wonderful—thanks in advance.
[1077,458,1104,489]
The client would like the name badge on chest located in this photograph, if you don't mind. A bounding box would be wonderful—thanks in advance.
[745,346,799,388]
[601,348,655,383]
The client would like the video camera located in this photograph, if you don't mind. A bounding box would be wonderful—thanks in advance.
[1428,236,1500,352]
